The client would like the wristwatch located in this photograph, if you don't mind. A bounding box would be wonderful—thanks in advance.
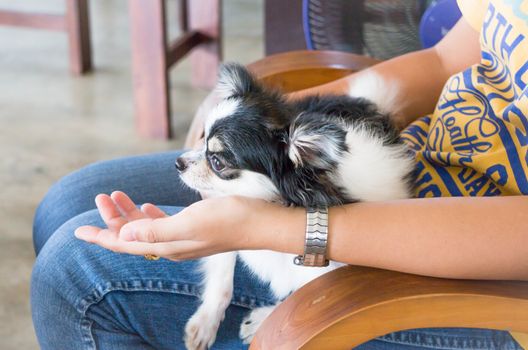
[293,207,329,267]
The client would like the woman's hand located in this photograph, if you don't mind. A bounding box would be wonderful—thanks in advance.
[74,191,289,260]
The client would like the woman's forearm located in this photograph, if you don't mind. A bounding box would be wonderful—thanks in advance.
[249,196,528,281]
[77,193,528,281]
[289,19,480,129]
[290,48,448,128]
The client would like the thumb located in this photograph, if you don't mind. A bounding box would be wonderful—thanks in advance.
[120,217,174,243]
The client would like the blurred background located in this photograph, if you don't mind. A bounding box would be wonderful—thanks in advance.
[0,0,262,348]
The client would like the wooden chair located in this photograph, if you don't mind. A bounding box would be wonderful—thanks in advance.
[129,0,221,139]
[0,0,91,75]
[238,50,528,349]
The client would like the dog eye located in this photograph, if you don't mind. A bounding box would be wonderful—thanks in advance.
[210,155,225,172]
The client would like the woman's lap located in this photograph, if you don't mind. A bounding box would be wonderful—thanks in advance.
[31,151,522,350]
[32,206,278,350]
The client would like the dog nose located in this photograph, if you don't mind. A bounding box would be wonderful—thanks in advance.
[175,157,188,172]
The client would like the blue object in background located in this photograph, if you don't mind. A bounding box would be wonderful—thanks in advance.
[419,0,462,48]
[303,0,463,53]
[302,0,315,50]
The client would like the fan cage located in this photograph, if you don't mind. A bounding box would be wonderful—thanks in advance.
[303,0,431,60]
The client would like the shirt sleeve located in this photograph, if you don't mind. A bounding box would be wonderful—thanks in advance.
[457,0,489,31]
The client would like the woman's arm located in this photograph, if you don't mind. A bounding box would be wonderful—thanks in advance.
[185,17,480,147]
[76,193,528,282]
[251,196,528,281]
[290,17,481,129]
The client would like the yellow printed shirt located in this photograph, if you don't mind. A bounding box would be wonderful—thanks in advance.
[402,0,528,348]
[402,0,528,197]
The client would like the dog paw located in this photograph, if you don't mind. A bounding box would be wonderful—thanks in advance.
[239,305,276,344]
[184,309,221,350]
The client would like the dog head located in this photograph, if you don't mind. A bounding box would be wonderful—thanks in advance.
[176,63,348,206]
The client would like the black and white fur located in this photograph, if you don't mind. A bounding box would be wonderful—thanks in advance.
[176,63,415,349]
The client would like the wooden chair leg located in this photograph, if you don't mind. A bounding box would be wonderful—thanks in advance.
[188,0,222,89]
[65,0,92,75]
[179,0,188,33]
[129,0,171,139]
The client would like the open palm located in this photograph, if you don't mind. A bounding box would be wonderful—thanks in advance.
[75,191,167,254]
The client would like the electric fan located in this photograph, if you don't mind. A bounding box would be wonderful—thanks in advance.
[303,0,462,60]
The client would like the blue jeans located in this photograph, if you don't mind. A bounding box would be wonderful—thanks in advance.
[31,151,523,350]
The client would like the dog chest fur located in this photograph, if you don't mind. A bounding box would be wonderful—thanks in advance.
[237,250,345,299]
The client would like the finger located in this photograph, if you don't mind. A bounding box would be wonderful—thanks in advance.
[75,225,103,241]
[120,217,177,243]
[95,194,127,231]
[75,225,117,243]
[141,203,167,219]
[111,191,145,221]
[75,225,135,255]
[76,225,181,257]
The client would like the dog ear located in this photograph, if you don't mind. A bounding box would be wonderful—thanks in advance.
[216,62,261,98]
[286,113,346,169]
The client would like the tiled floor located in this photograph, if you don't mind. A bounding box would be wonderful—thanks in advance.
[0,0,263,348]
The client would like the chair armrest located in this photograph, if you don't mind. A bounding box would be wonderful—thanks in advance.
[250,265,528,350]
[247,50,380,92]
[245,51,528,349]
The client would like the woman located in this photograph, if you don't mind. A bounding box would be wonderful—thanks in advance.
[31,0,528,349]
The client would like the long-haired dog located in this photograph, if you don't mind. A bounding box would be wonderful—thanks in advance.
[176,63,415,349]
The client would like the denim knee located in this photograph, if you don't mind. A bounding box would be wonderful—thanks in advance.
[31,209,105,350]
[31,208,204,350]
[33,163,108,254]
[31,208,180,349]
[33,150,198,254]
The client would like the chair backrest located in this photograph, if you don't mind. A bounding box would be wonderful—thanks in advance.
[247,50,379,93]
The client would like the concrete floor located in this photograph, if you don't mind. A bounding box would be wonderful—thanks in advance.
[0,1,263,348]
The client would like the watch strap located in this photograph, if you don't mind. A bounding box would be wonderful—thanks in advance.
[293,207,329,267]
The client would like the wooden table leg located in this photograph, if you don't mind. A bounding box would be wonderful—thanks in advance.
[188,0,222,89]
[65,0,92,75]
[129,0,171,138]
